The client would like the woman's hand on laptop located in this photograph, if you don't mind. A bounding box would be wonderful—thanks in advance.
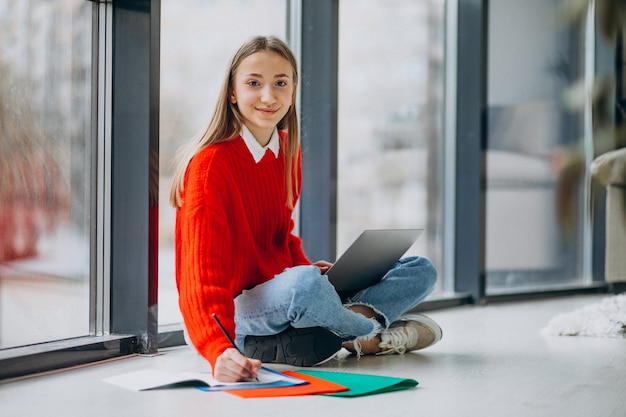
[313,260,333,274]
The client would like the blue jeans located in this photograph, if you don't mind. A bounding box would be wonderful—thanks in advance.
[233,256,437,350]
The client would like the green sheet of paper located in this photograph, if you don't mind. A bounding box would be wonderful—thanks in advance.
[295,370,418,397]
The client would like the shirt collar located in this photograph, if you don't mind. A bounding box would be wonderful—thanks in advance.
[241,125,280,163]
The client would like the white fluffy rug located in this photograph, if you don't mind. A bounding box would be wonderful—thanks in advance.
[541,293,626,338]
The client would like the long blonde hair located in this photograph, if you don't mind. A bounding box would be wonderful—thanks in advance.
[169,36,300,209]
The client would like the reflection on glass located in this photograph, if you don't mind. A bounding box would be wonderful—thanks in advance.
[337,0,445,292]
[159,0,287,326]
[486,0,585,292]
[0,1,92,348]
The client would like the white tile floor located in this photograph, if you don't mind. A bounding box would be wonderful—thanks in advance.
[1,294,625,417]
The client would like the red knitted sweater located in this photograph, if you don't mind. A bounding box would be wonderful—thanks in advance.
[175,131,311,368]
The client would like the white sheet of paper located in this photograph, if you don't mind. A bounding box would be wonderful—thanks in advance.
[103,367,305,392]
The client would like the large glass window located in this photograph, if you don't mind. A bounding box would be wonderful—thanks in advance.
[485,0,587,293]
[337,0,446,292]
[159,0,289,326]
[0,0,93,348]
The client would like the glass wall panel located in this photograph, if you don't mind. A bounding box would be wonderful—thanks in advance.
[486,0,586,292]
[337,0,446,292]
[159,0,288,326]
[0,0,93,348]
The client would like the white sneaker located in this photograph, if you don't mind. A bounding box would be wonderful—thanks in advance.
[378,314,442,354]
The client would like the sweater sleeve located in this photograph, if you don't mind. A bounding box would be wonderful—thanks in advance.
[176,154,236,370]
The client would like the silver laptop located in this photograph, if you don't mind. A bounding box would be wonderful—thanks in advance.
[325,229,423,297]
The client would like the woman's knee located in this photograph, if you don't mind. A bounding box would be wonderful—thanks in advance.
[398,256,438,292]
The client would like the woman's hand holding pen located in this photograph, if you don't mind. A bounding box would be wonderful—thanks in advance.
[211,313,262,382]
[214,348,262,383]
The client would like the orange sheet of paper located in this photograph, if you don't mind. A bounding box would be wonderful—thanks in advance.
[223,370,349,398]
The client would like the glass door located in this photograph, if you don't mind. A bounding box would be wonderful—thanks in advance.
[485,0,588,293]
[0,0,93,348]
[337,0,447,294]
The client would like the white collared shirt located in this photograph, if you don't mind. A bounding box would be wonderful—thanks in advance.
[240,125,280,163]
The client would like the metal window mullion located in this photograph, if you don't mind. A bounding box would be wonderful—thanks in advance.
[582,0,595,283]
[443,0,458,294]
[299,0,339,262]
[109,0,158,353]
[454,0,487,303]
[92,0,113,337]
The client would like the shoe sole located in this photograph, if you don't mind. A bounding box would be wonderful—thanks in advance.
[244,326,342,367]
